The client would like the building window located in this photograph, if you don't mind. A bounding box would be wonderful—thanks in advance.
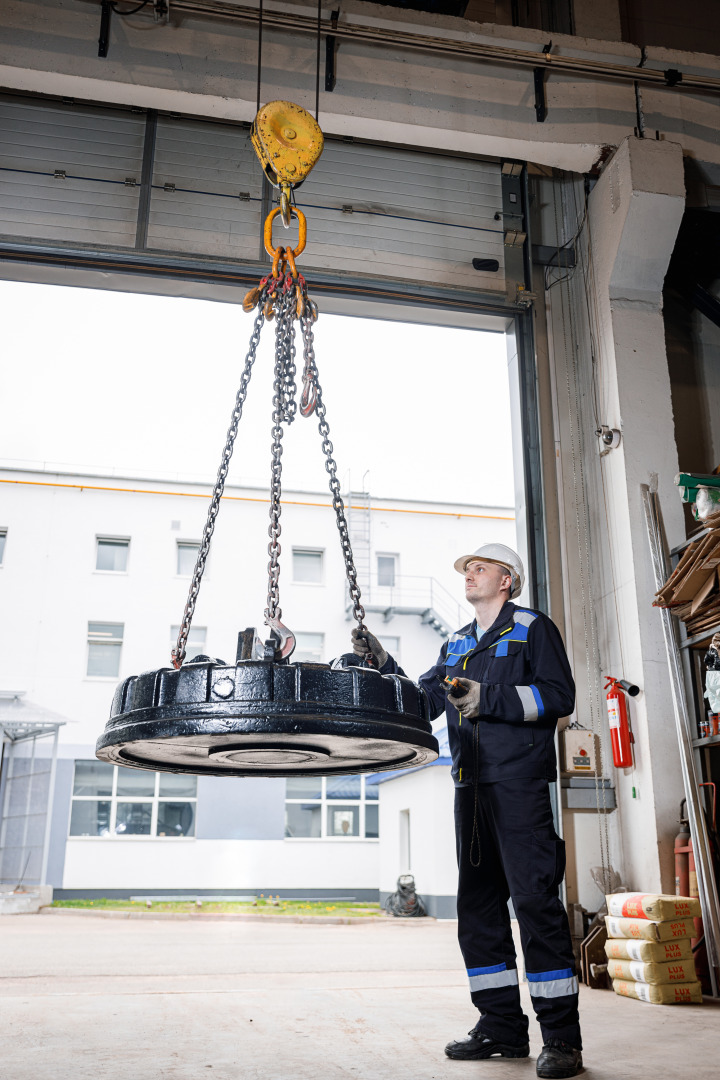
[378,635,400,663]
[0,528,6,565]
[170,625,207,660]
[96,537,129,572]
[69,761,197,838]
[87,622,123,678]
[377,554,397,587]
[293,632,324,663]
[177,541,200,576]
[285,774,379,839]
[293,548,324,584]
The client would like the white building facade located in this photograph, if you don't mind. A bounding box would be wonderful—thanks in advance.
[0,463,515,898]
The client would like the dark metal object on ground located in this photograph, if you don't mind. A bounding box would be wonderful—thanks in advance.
[580,922,611,990]
[385,874,428,917]
[96,646,437,777]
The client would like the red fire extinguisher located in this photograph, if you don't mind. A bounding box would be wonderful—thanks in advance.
[604,676,636,768]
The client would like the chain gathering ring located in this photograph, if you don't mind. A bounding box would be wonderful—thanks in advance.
[264,206,307,260]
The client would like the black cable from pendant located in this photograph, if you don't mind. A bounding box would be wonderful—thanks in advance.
[257,0,263,115]
[315,0,322,120]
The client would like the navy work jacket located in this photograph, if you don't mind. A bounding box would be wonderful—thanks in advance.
[381,600,575,785]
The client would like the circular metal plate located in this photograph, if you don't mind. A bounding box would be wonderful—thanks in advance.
[96,659,438,777]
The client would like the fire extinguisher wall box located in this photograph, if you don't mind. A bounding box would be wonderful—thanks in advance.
[561,729,599,775]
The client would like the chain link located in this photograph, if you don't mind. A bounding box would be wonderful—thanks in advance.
[264,281,298,623]
[171,288,269,668]
[299,298,368,635]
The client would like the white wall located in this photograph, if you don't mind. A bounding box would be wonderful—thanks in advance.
[62,837,379,891]
[378,765,457,902]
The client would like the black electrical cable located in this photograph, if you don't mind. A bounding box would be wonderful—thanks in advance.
[110,0,150,13]
[315,0,322,119]
[257,0,263,115]
[384,875,428,917]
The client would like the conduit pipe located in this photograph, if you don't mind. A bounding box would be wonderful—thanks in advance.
[83,0,720,95]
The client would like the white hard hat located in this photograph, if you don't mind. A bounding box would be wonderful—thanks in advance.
[454,543,525,600]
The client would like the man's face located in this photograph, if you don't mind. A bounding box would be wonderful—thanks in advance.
[464,559,511,602]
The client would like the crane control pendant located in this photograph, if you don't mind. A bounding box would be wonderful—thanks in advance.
[251,100,323,226]
[95,144,439,778]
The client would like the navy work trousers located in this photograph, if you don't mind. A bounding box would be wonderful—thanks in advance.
[454,778,581,1050]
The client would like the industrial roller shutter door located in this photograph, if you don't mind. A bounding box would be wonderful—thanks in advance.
[0,96,505,296]
[0,96,145,248]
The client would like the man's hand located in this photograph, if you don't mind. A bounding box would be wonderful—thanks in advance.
[447,678,482,719]
[350,627,388,668]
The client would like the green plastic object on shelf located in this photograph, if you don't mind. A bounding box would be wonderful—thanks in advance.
[675,472,720,503]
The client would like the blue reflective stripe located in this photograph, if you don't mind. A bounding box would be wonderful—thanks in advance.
[467,963,506,976]
[526,968,574,982]
[530,684,545,718]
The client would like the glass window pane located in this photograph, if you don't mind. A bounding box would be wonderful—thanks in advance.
[88,621,124,642]
[377,555,396,587]
[326,775,361,800]
[116,768,156,797]
[294,632,324,663]
[73,760,114,797]
[159,773,197,797]
[285,802,321,838]
[286,777,322,799]
[365,804,379,838]
[0,530,6,564]
[365,777,379,801]
[69,800,111,836]
[157,801,195,837]
[177,542,199,576]
[170,625,206,659]
[327,805,359,837]
[96,539,128,572]
[115,802,152,835]
[293,550,323,583]
[87,641,121,677]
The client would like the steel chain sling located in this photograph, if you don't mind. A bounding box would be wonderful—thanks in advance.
[172,249,369,667]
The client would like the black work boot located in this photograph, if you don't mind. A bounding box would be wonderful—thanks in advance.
[536,1039,583,1078]
[445,1025,530,1061]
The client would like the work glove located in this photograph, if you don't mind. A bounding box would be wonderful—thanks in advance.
[350,627,388,668]
[447,678,482,719]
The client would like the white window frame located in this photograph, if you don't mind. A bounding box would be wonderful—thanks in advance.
[292,547,325,586]
[293,631,325,663]
[284,776,379,841]
[170,624,207,659]
[86,621,124,680]
[376,552,398,588]
[0,527,7,567]
[94,535,130,574]
[176,539,202,577]
[68,762,197,840]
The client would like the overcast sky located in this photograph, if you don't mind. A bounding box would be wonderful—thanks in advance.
[1,280,515,508]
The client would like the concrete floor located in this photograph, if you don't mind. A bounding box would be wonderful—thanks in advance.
[2,913,719,1080]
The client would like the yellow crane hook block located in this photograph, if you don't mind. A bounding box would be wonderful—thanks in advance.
[251,101,324,225]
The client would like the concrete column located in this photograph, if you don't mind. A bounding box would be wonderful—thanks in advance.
[573,137,686,894]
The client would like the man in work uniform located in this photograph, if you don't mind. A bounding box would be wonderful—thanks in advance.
[351,543,582,1080]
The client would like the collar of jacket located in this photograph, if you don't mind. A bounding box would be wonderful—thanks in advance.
[446,600,518,666]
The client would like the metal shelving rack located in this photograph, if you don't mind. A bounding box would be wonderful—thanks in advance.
[643,487,720,997]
